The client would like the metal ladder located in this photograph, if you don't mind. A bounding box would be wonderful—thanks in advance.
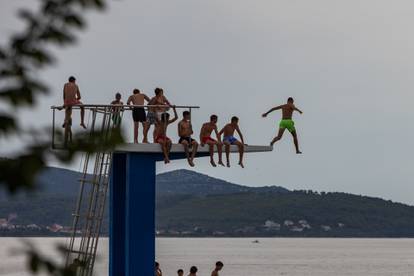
[65,106,123,276]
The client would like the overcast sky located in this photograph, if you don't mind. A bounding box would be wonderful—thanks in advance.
[1,0,414,205]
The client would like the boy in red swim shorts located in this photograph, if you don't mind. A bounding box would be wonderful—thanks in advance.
[63,76,86,129]
[199,115,224,167]
[154,106,178,164]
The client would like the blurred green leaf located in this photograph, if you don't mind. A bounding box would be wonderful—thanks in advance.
[93,0,106,9]
[0,80,48,106]
[42,0,60,14]
[64,14,84,28]
[29,254,40,272]
[0,48,6,59]
[0,146,47,193]
[21,48,54,65]
[18,9,38,26]
[39,26,75,44]
[0,65,26,78]
[0,114,17,134]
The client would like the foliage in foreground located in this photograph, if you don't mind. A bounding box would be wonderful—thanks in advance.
[0,0,121,275]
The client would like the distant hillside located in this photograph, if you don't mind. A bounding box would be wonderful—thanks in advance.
[0,167,413,237]
[156,191,414,237]
[156,169,289,196]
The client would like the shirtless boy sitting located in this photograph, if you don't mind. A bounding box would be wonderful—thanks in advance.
[144,88,170,143]
[262,97,303,154]
[219,116,245,168]
[200,115,224,167]
[127,89,150,143]
[154,106,178,164]
[63,76,86,129]
[178,111,198,167]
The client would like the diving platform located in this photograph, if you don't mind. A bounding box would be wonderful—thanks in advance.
[52,104,273,276]
[115,143,273,154]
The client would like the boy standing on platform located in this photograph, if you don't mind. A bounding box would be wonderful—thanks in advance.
[178,111,198,167]
[200,115,224,167]
[262,97,303,154]
[155,106,178,164]
[219,116,245,168]
[127,89,150,143]
[110,92,123,127]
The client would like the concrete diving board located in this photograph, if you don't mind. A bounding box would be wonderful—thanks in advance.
[115,143,273,154]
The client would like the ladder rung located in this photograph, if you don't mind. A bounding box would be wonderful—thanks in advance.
[78,178,96,184]
[67,249,94,256]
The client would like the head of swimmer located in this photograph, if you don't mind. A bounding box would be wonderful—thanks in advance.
[155,87,164,96]
[183,111,191,121]
[161,112,170,123]
[210,114,218,124]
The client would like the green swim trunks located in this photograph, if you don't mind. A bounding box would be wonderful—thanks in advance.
[279,119,295,132]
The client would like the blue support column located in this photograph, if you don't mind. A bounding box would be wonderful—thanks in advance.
[110,153,127,276]
[110,151,191,276]
[126,153,157,276]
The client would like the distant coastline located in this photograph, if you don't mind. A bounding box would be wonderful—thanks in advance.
[0,167,413,238]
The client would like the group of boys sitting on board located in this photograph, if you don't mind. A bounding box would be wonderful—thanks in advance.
[62,76,303,168]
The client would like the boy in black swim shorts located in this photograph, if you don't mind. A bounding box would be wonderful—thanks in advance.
[127,89,150,143]
[178,111,198,167]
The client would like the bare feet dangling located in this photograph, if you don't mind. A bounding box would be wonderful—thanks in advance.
[210,160,217,167]
[296,151,302,154]
[226,161,231,168]
[218,161,225,167]
[188,159,195,167]
[238,162,245,168]
[80,123,87,129]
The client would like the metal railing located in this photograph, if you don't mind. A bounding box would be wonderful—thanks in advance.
[50,104,200,149]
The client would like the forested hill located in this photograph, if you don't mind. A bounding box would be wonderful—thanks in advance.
[0,167,413,237]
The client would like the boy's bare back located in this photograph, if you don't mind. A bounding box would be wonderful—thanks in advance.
[127,94,147,105]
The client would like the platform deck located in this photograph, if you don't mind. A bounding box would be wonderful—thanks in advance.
[115,143,273,153]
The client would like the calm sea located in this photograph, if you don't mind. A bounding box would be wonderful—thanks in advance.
[0,237,413,276]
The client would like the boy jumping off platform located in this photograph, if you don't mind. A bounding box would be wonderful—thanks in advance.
[219,116,245,168]
[178,111,198,167]
[200,115,224,167]
[154,106,178,164]
[262,97,303,154]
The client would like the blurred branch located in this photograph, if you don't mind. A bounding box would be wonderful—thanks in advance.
[0,0,116,275]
